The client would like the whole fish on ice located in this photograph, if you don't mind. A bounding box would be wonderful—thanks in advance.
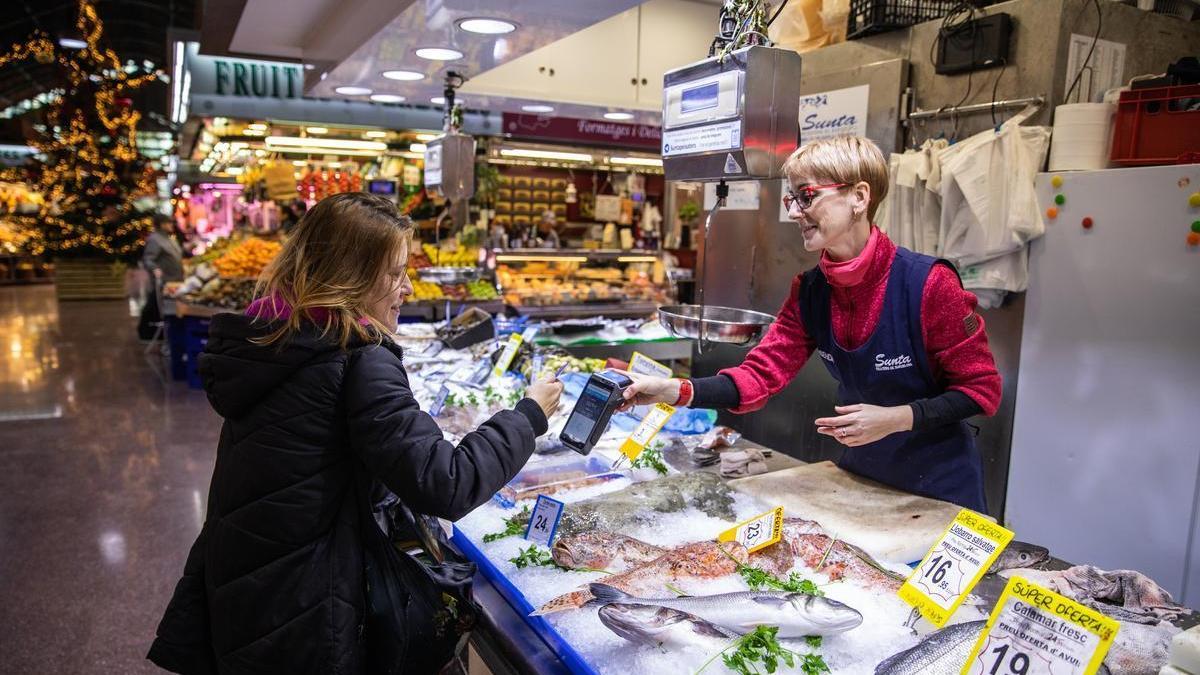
[875,621,986,675]
[589,582,863,638]
[986,540,1050,574]
[551,531,666,572]
[597,603,735,651]
[780,525,907,592]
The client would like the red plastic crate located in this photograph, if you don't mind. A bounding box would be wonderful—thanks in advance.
[1110,84,1200,166]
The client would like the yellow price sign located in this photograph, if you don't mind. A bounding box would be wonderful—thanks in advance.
[961,576,1119,675]
[718,507,784,554]
[899,509,1014,627]
[618,402,675,460]
[492,333,523,378]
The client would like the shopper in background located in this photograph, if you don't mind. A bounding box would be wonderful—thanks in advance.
[536,209,561,249]
[147,192,563,674]
[138,212,184,340]
[279,197,308,234]
[620,136,1001,511]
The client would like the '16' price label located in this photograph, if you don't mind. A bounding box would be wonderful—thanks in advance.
[899,509,1014,627]
[718,507,784,553]
[524,495,565,547]
[962,576,1119,675]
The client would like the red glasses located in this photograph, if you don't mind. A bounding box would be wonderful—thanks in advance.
[782,183,849,211]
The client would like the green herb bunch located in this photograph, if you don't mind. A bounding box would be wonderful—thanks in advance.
[482,505,530,543]
[630,445,669,475]
[698,626,830,675]
[738,566,824,597]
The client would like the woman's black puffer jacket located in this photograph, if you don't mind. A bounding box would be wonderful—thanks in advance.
[147,313,546,674]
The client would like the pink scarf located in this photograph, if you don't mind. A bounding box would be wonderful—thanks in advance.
[818,226,880,288]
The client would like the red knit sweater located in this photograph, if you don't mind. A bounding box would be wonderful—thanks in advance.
[720,228,1002,415]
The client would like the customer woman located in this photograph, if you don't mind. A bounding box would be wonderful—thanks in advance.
[148,192,562,674]
[624,136,1000,511]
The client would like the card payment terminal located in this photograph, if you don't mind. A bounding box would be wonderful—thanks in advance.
[560,370,633,455]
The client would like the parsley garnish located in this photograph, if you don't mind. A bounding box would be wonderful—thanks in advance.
[483,505,530,543]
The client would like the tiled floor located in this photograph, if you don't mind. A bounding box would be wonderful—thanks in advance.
[0,285,221,673]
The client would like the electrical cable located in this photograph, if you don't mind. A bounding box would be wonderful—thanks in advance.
[767,0,790,28]
[1064,0,1102,104]
[990,58,1008,126]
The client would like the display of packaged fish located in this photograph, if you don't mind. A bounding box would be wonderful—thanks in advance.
[551,531,667,572]
[588,583,864,638]
[597,602,735,650]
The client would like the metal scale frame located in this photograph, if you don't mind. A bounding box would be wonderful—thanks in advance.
[420,72,479,288]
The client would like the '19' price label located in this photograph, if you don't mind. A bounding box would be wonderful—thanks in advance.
[961,576,1119,675]
[524,495,565,547]
[900,509,1014,627]
[718,507,784,553]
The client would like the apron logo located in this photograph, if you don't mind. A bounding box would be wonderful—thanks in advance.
[817,349,834,363]
[875,353,913,372]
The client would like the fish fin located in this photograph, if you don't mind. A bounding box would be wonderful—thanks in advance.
[750,595,790,608]
[589,583,633,605]
[692,621,733,639]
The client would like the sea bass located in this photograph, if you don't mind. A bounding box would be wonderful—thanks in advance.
[598,603,735,651]
[589,583,864,638]
[875,621,987,675]
[987,540,1050,574]
[534,540,748,615]
[551,531,666,572]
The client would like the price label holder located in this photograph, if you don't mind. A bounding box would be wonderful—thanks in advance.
[629,351,674,418]
[429,385,451,417]
[618,402,675,461]
[962,576,1119,675]
[899,509,1015,627]
[492,333,524,379]
[718,506,784,553]
[524,494,565,547]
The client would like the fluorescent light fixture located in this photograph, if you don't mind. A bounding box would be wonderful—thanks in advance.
[499,148,592,162]
[265,136,387,151]
[170,41,185,123]
[410,143,427,153]
[458,18,517,34]
[369,94,405,103]
[303,63,315,70]
[306,126,328,134]
[617,256,659,263]
[496,255,588,263]
[247,122,268,130]
[381,70,424,81]
[609,156,663,167]
[363,130,388,138]
[224,167,244,175]
[604,112,635,121]
[327,162,342,168]
[415,133,438,141]
[59,38,87,50]
[430,96,446,105]
[415,47,463,61]
[292,160,307,166]
[242,129,266,136]
[334,85,372,96]
[522,104,554,113]
[270,147,381,157]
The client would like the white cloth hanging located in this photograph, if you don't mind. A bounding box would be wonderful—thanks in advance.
[879,139,947,257]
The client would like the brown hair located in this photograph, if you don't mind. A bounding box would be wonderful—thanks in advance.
[254,192,413,348]
[781,135,890,221]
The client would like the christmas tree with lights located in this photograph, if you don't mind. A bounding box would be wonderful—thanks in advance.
[0,0,160,260]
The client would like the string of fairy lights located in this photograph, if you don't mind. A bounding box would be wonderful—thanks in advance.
[0,0,162,258]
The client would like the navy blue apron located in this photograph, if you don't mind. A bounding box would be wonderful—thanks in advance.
[799,248,986,512]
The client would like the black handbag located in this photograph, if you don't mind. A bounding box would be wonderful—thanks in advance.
[355,465,479,675]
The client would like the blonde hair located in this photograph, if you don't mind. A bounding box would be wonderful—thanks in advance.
[781,136,889,221]
[254,192,413,348]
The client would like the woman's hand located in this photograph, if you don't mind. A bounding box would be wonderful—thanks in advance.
[526,374,565,419]
[815,404,913,447]
[616,372,681,412]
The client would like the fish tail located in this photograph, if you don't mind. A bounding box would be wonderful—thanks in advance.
[589,583,633,605]
[532,590,590,615]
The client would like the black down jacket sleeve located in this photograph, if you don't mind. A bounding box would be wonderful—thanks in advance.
[344,345,547,521]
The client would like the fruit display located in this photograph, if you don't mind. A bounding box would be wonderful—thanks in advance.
[466,279,499,300]
[496,264,665,307]
[170,269,257,309]
[410,277,445,301]
[421,243,478,267]
[408,271,498,302]
[212,237,281,279]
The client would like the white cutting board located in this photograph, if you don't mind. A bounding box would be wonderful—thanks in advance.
[729,461,969,564]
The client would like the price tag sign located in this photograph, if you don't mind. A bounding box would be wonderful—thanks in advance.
[523,494,565,547]
[429,385,451,417]
[900,509,1015,627]
[492,333,524,378]
[629,351,674,418]
[619,402,675,460]
[962,576,1119,675]
[718,506,784,553]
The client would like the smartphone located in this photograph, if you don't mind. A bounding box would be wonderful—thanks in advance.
[560,370,633,455]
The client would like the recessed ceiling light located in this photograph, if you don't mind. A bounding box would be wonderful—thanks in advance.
[306,126,328,134]
[603,112,634,121]
[410,143,427,153]
[381,70,424,81]
[415,47,464,61]
[430,96,446,105]
[247,122,268,131]
[292,160,307,166]
[334,85,372,96]
[242,129,266,136]
[370,93,406,103]
[458,18,517,35]
[363,130,388,138]
[415,133,438,141]
[58,38,87,50]
[522,104,554,113]
[303,63,315,70]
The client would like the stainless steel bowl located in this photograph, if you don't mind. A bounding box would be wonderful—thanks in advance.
[417,266,480,284]
[657,304,775,346]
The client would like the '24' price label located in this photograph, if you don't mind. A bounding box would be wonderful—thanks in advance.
[524,495,565,547]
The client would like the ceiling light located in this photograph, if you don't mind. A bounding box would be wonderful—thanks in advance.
[363,130,388,138]
[224,167,244,176]
[522,104,554,113]
[242,129,266,136]
[306,126,328,134]
[458,18,517,35]
[410,143,427,153]
[369,94,405,103]
[381,70,424,82]
[292,160,307,166]
[609,156,663,167]
[58,38,87,50]
[604,112,635,121]
[415,47,463,61]
[499,148,592,162]
[265,136,387,151]
[247,122,268,130]
[326,162,342,168]
[303,63,315,70]
[334,85,372,96]
[415,133,438,141]
[430,96,446,105]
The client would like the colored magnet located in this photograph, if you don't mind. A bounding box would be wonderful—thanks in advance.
[1189,232,1200,247]
[1046,207,1058,219]
[1191,193,1200,208]
[1051,175,1064,189]
[1192,220,1200,234]
[1055,194,1066,206]
[1082,217,1094,229]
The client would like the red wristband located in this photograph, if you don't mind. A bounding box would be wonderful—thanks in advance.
[673,379,693,407]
